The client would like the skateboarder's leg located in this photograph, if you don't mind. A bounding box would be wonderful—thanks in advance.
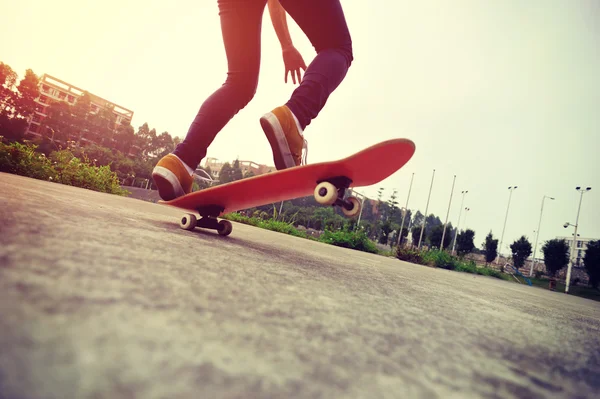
[172,0,267,172]
[259,0,352,170]
[278,0,353,129]
[153,0,267,200]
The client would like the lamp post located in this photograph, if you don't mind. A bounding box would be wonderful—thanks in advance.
[348,189,367,227]
[397,173,414,247]
[564,186,591,294]
[441,175,456,251]
[497,186,518,264]
[418,169,435,249]
[451,190,468,255]
[463,207,471,229]
[529,195,555,277]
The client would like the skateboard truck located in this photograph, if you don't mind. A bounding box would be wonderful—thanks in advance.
[178,204,233,236]
[314,176,361,217]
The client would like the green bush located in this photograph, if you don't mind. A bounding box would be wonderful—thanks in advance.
[456,260,477,274]
[318,229,378,253]
[0,140,129,196]
[396,246,425,264]
[476,267,502,278]
[422,249,457,270]
[224,213,308,239]
[50,150,129,195]
[0,140,56,180]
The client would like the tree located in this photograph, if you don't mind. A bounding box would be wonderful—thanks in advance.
[510,235,532,270]
[71,91,92,141]
[412,210,424,230]
[410,226,421,247]
[42,101,75,143]
[150,131,175,158]
[217,161,242,184]
[134,122,152,157]
[231,159,244,181]
[429,224,452,250]
[113,122,136,154]
[0,62,17,115]
[456,229,475,257]
[424,214,442,239]
[378,219,393,245]
[541,239,569,278]
[483,231,499,264]
[397,226,410,246]
[583,240,600,289]
[14,69,40,120]
[387,189,399,221]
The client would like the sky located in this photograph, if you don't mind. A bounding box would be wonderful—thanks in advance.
[2,0,599,255]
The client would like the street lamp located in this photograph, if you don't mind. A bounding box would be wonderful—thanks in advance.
[441,175,457,251]
[530,195,555,277]
[463,207,471,229]
[451,190,468,255]
[564,186,591,294]
[397,173,414,247]
[497,186,518,264]
[418,169,435,249]
[348,188,367,227]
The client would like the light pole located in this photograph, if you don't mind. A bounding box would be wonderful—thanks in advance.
[451,190,468,255]
[463,207,471,229]
[564,186,591,294]
[418,169,435,249]
[530,195,555,277]
[441,175,456,251]
[397,172,414,247]
[497,186,518,264]
[348,188,367,227]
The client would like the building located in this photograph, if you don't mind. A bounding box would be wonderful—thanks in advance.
[26,74,134,147]
[202,157,275,179]
[556,236,596,266]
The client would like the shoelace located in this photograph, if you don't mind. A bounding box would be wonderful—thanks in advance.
[301,137,308,165]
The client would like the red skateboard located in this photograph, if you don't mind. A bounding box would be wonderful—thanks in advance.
[160,138,415,236]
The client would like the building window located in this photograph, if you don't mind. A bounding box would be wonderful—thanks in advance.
[68,95,75,103]
[577,240,582,248]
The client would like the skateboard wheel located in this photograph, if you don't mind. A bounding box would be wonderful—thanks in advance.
[217,220,233,236]
[342,196,361,218]
[179,213,197,231]
[314,182,338,206]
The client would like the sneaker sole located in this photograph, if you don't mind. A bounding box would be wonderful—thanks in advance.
[260,113,297,170]
[152,166,185,201]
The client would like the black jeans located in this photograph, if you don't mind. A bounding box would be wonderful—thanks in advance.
[173,0,353,170]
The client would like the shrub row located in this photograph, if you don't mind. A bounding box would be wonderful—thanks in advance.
[0,139,129,196]
[397,247,503,279]
[224,213,379,253]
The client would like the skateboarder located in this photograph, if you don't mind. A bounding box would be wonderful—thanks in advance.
[152,0,353,201]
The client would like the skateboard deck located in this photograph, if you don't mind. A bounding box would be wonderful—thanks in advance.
[160,138,415,236]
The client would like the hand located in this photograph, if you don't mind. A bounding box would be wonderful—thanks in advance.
[282,46,307,85]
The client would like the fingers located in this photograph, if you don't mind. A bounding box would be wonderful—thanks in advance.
[285,66,305,85]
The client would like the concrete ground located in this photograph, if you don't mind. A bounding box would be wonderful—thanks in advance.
[0,172,599,399]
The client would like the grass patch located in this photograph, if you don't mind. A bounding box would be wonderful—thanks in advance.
[526,277,600,301]
[223,213,382,253]
[0,140,129,196]
[223,213,308,239]
[397,246,502,279]
[318,229,378,254]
